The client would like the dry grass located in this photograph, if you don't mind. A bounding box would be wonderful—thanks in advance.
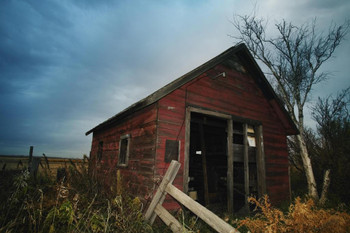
[237,195,350,233]
[0,159,152,233]
[2,159,350,233]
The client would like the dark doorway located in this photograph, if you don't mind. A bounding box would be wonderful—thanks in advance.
[232,122,258,213]
[188,112,228,213]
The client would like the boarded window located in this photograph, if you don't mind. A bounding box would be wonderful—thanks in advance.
[97,141,103,161]
[165,139,179,163]
[118,134,130,166]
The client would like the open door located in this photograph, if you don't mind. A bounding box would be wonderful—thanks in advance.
[184,107,266,214]
[188,112,228,213]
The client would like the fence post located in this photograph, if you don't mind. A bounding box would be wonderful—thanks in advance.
[29,146,33,165]
[144,160,181,223]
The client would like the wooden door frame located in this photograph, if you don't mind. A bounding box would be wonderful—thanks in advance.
[183,106,234,212]
[183,106,267,213]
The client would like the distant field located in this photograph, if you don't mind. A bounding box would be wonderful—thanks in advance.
[0,155,87,177]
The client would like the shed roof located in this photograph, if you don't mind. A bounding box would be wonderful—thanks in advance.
[86,43,298,136]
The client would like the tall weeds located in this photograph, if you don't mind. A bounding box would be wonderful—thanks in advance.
[0,158,152,233]
[2,158,350,233]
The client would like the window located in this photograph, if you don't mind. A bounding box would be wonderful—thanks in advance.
[118,134,130,166]
[97,141,103,161]
[164,140,180,163]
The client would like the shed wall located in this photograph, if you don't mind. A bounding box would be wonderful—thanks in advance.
[156,62,290,207]
[90,104,158,201]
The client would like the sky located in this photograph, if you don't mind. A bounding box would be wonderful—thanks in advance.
[1,0,349,158]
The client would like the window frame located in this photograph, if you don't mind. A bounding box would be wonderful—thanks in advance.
[118,134,130,167]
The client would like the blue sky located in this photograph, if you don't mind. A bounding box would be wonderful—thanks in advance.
[1,0,349,158]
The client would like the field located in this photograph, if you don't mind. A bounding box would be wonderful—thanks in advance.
[0,155,87,176]
[1,155,350,233]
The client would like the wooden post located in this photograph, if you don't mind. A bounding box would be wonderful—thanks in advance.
[227,119,234,213]
[288,165,292,202]
[255,125,266,197]
[28,146,33,171]
[117,170,122,195]
[29,146,33,162]
[243,124,249,208]
[144,160,181,224]
[183,107,191,194]
[199,123,210,206]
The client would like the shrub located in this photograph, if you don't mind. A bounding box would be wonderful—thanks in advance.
[238,195,350,233]
[42,200,74,233]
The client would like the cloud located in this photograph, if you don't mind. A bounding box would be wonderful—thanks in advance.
[0,0,349,157]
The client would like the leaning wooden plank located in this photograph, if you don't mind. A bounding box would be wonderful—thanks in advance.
[154,204,185,233]
[166,184,240,233]
[144,160,181,223]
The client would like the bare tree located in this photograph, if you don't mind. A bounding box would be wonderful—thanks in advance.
[231,15,349,201]
[311,88,349,205]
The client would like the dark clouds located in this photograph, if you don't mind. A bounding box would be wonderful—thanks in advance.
[0,1,86,155]
[0,0,349,157]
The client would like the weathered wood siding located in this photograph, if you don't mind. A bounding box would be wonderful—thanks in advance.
[156,89,187,209]
[156,62,290,207]
[90,104,158,201]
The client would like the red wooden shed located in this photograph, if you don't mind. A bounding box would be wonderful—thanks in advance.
[86,43,298,213]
